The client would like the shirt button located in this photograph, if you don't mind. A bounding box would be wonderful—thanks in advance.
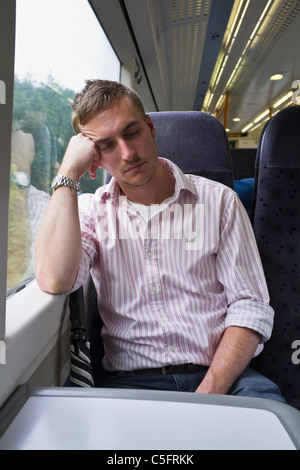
[146,251,152,258]
[168,346,176,352]
[151,284,157,293]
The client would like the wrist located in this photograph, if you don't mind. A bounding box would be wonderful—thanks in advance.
[195,368,231,395]
[58,165,82,182]
[51,174,81,192]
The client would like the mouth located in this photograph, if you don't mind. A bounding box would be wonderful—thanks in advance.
[124,161,145,173]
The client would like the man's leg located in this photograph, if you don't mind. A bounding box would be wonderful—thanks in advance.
[102,371,178,390]
[102,370,207,392]
[102,367,286,403]
[228,367,286,403]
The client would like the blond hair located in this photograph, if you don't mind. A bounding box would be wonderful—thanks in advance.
[72,79,146,133]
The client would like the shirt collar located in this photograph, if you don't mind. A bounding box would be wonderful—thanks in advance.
[98,157,197,203]
[159,157,197,199]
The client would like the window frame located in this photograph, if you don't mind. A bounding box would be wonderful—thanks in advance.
[0,0,152,341]
[0,0,16,340]
[0,0,155,406]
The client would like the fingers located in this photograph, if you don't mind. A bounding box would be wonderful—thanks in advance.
[78,133,102,180]
[89,157,101,179]
[60,133,101,180]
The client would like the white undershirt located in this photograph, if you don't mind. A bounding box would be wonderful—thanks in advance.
[128,196,174,222]
[128,201,160,222]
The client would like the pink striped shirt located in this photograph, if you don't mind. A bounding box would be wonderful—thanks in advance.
[72,158,274,371]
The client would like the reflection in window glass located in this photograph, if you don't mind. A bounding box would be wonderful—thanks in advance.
[7,0,120,294]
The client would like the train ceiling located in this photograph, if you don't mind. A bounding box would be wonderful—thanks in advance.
[90,0,300,135]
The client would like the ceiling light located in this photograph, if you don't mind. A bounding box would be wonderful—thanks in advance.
[249,0,273,41]
[273,91,293,109]
[270,74,283,81]
[241,122,254,133]
[254,109,270,123]
[233,117,240,122]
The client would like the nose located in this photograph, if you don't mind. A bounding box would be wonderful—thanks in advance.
[119,139,136,161]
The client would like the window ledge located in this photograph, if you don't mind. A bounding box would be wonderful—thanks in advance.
[0,280,69,408]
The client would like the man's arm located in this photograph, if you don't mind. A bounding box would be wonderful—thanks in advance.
[34,134,101,294]
[195,326,261,394]
[196,192,272,395]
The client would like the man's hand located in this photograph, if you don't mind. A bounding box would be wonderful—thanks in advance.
[195,326,261,395]
[59,133,101,181]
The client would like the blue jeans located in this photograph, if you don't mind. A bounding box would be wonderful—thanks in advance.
[102,367,286,403]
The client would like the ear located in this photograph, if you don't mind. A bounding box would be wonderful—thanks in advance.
[145,114,156,139]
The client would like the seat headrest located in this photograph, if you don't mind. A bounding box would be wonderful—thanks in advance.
[259,106,300,168]
[149,111,232,175]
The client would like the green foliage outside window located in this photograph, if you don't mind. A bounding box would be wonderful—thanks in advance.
[8,76,104,292]
[12,76,104,193]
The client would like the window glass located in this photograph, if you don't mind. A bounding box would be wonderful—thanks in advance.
[7,0,120,294]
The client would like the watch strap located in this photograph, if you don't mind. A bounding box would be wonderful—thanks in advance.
[52,174,81,192]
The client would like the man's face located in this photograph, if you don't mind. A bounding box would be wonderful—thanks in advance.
[82,96,159,193]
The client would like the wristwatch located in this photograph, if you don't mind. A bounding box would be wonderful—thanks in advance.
[11,171,31,189]
[51,174,81,192]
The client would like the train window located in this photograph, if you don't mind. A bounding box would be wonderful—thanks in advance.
[7,0,120,295]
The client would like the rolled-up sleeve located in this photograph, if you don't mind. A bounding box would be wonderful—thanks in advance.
[217,192,274,350]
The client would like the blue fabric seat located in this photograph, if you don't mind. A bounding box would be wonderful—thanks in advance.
[250,120,271,223]
[148,111,234,188]
[231,147,256,217]
[234,178,254,217]
[231,148,256,180]
[251,106,300,409]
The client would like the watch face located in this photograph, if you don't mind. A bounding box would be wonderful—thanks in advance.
[52,175,60,188]
[11,172,31,188]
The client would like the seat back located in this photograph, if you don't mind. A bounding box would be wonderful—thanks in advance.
[148,111,234,188]
[82,277,106,386]
[231,148,256,180]
[250,120,271,223]
[251,106,300,408]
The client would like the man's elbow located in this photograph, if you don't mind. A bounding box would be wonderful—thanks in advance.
[35,272,74,295]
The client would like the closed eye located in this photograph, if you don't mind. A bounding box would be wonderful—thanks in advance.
[95,122,142,151]
[97,141,114,151]
[124,129,140,139]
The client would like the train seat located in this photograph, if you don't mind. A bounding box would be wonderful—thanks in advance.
[250,120,271,223]
[234,178,255,217]
[231,148,256,180]
[251,106,300,409]
[231,147,256,217]
[148,111,234,188]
